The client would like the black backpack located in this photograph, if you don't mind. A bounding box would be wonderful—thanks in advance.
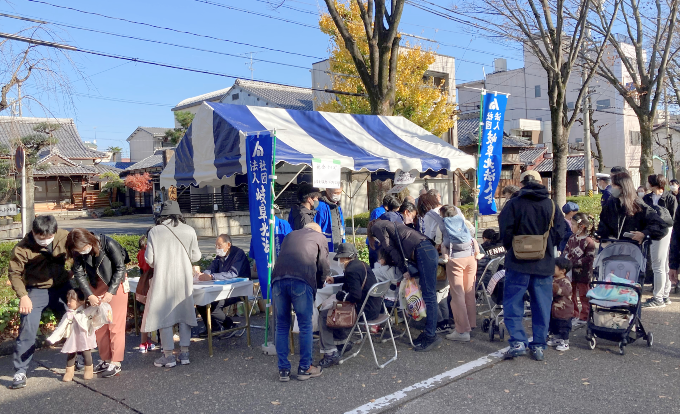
[651,205,674,229]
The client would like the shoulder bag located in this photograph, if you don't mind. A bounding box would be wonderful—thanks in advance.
[327,263,367,329]
[511,201,555,260]
[393,223,420,276]
[163,224,193,263]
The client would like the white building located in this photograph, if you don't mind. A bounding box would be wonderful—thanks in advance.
[126,127,174,163]
[457,41,642,185]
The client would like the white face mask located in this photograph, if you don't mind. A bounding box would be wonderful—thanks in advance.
[637,191,645,198]
[35,236,54,247]
[330,194,341,203]
[610,187,622,198]
[671,185,679,192]
[216,248,227,257]
[78,246,92,255]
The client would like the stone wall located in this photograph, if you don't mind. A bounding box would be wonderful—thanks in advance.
[0,223,22,240]
[183,209,291,237]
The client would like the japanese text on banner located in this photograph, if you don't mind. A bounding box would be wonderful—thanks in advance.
[476,93,508,215]
[246,134,273,299]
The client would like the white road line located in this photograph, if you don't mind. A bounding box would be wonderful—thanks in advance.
[345,346,511,414]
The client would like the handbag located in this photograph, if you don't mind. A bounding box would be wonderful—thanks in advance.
[512,201,555,260]
[327,263,367,329]
[393,223,420,276]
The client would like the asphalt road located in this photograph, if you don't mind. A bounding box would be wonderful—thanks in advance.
[1,292,678,414]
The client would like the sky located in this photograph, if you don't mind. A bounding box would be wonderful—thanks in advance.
[0,0,526,159]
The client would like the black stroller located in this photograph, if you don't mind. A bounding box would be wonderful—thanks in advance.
[585,239,653,355]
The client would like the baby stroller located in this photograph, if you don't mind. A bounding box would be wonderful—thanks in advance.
[477,256,506,341]
[586,239,653,355]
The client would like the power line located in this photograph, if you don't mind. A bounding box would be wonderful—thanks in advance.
[26,0,323,60]
[190,0,318,28]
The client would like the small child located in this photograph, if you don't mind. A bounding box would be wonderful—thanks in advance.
[548,257,574,351]
[47,289,96,381]
[137,234,157,353]
[373,249,398,303]
[562,212,597,326]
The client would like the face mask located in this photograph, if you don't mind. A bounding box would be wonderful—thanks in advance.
[313,199,319,209]
[637,191,645,198]
[671,185,679,192]
[35,236,54,247]
[216,248,227,257]
[610,187,622,198]
[597,183,606,191]
[330,194,341,203]
[78,246,92,255]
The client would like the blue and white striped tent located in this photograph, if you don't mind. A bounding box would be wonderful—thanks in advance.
[160,102,475,188]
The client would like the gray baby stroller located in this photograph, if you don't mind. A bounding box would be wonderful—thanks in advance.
[477,256,506,341]
[586,239,653,355]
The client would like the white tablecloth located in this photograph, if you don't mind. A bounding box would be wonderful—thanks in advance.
[127,277,254,307]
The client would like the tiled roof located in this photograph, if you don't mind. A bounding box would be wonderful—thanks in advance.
[172,87,232,111]
[125,153,163,171]
[0,116,106,159]
[457,117,534,148]
[91,163,123,174]
[230,79,314,111]
[127,126,172,142]
[534,155,585,172]
[100,161,135,170]
[519,147,547,165]
[34,164,100,176]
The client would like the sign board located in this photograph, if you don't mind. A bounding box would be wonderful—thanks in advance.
[388,170,417,194]
[0,203,18,216]
[15,146,24,170]
[477,93,508,215]
[312,158,341,188]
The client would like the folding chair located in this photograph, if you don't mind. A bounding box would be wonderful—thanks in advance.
[379,279,415,346]
[339,280,397,369]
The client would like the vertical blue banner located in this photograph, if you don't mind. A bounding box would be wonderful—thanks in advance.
[246,133,273,299]
[477,93,508,215]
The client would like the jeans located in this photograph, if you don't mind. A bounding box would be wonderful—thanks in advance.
[503,269,553,349]
[415,241,439,338]
[159,323,192,351]
[651,231,672,301]
[196,297,241,330]
[14,285,69,373]
[273,278,313,371]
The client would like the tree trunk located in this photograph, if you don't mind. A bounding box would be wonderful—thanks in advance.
[367,179,392,212]
[551,108,568,207]
[639,115,654,183]
[593,133,605,173]
[25,168,35,224]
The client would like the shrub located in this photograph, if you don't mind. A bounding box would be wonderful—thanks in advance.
[566,194,601,227]
[110,234,142,266]
[111,201,123,209]
[102,208,115,217]
[118,206,135,215]
[345,211,370,228]
[12,213,20,222]
[0,241,16,279]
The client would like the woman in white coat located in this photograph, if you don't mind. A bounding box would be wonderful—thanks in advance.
[141,200,201,368]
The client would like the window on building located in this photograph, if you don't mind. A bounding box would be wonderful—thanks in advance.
[567,102,574,110]
[630,130,641,146]
[521,131,533,138]
[535,85,541,97]
[232,93,239,101]
[596,99,610,110]
[575,138,583,143]
[500,169,513,180]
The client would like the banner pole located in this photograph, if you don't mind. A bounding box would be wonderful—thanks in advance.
[474,90,485,238]
[264,131,277,346]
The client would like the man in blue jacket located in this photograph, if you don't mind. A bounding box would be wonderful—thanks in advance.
[499,170,565,362]
[315,188,345,252]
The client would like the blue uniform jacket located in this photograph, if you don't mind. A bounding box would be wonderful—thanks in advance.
[366,206,386,246]
[314,200,345,252]
[249,216,293,260]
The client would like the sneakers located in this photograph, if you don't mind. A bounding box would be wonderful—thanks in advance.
[412,332,428,347]
[154,355,178,368]
[140,341,157,353]
[445,331,471,342]
[556,340,570,352]
[297,365,322,381]
[436,322,454,335]
[642,298,666,308]
[10,372,27,389]
[279,369,290,382]
[530,347,545,361]
[503,342,527,360]
[572,318,587,327]
[546,336,558,347]
[101,363,121,378]
[414,334,442,352]
[664,297,672,305]
[318,351,341,368]
[93,360,110,374]
[178,352,190,365]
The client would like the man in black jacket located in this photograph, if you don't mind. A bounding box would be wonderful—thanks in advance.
[271,223,329,382]
[317,244,380,368]
[288,184,320,231]
[499,170,566,362]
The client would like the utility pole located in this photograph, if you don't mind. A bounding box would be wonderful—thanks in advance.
[246,52,255,80]
[582,69,593,196]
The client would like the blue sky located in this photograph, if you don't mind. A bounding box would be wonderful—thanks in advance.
[1,0,525,158]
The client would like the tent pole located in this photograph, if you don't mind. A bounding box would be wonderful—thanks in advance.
[274,165,307,202]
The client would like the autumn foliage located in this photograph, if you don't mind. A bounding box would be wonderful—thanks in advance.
[124,173,153,193]
[317,1,456,136]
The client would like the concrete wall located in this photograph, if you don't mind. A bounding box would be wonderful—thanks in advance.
[184,209,291,237]
[129,130,154,163]
[0,222,21,240]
